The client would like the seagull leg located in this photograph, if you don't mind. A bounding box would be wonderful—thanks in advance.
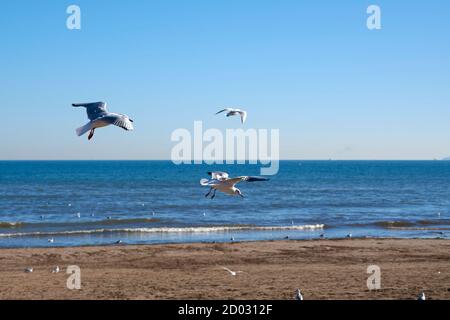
[205,188,212,198]
[88,128,95,140]
[211,189,217,199]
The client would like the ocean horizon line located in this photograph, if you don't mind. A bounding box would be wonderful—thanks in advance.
[0,159,448,162]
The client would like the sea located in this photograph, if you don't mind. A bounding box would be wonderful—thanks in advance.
[0,160,449,248]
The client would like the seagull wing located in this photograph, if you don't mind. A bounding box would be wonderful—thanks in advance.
[216,108,233,115]
[112,115,134,131]
[226,176,270,186]
[200,178,221,186]
[208,171,229,181]
[72,102,108,120]
[220,266,233,274]
[238,111,247,124]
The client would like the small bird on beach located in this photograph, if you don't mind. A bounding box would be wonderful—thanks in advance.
[24,267,33,273]
[296,289,304,301]
[417,291,426,301]
[200,172,269,199]
[52,266,60,273]
[346,233,352,239]
[320,234,325,239]
[220,266,243,276]
[231,237,235,242]
[216,108,247,124]
[48,238,54,243]
[73,102,134,140]
[115,240,123,244]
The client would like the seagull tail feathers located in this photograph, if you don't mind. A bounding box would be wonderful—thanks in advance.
[76,122,93,137]
[200,179,210,186]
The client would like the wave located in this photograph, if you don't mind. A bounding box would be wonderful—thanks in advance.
[0,222,24,228]
[0,218,160,229]
[0,224,325,238]
[348,219,450,230]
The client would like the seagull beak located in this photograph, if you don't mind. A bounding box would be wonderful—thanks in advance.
[129,119,134,122]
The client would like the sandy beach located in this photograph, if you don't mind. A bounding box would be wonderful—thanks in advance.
[0,238,449,300]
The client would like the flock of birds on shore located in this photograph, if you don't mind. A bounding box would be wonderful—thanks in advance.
[22,263,429,300]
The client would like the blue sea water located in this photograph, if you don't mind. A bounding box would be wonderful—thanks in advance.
[0,160,449,248]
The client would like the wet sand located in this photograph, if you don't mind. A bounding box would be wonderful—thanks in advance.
[0,238,449,300]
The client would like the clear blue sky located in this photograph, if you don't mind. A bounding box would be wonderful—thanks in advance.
[0,0,449,160]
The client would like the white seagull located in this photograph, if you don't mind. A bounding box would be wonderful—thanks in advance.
[200,172,269,199]
[220,266,243,276]
[417,291,426,301]
[52,266,60,273]
[73,102,134,140]
[216,108,247,124]
[296,289,304,301]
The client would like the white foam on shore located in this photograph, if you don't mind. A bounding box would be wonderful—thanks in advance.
[0,224,325,238]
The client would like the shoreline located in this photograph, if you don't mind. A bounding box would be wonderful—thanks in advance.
[0,235,448,250]
[0,238,449,300]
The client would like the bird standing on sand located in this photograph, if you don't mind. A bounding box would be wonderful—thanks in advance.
[296,289,304,301]
[200,172,269,199]
[73,102,134,140]
[52,266,60,273]
[216,108,247,124]
[220,266,243,276]
[24,267,33,273]
[417,291,426,301]
[346,233,352,239]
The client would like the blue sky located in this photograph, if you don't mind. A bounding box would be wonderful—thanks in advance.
[0,0,449,160]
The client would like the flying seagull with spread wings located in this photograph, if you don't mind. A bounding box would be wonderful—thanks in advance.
[72,102,134,140]
[216,108,247,124]
[200,171,269,199]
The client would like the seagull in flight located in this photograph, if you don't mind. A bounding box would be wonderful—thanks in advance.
[216,108,247,124]
[219,266,243,276]
[200,172,269,199]
[73,102,134,140]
